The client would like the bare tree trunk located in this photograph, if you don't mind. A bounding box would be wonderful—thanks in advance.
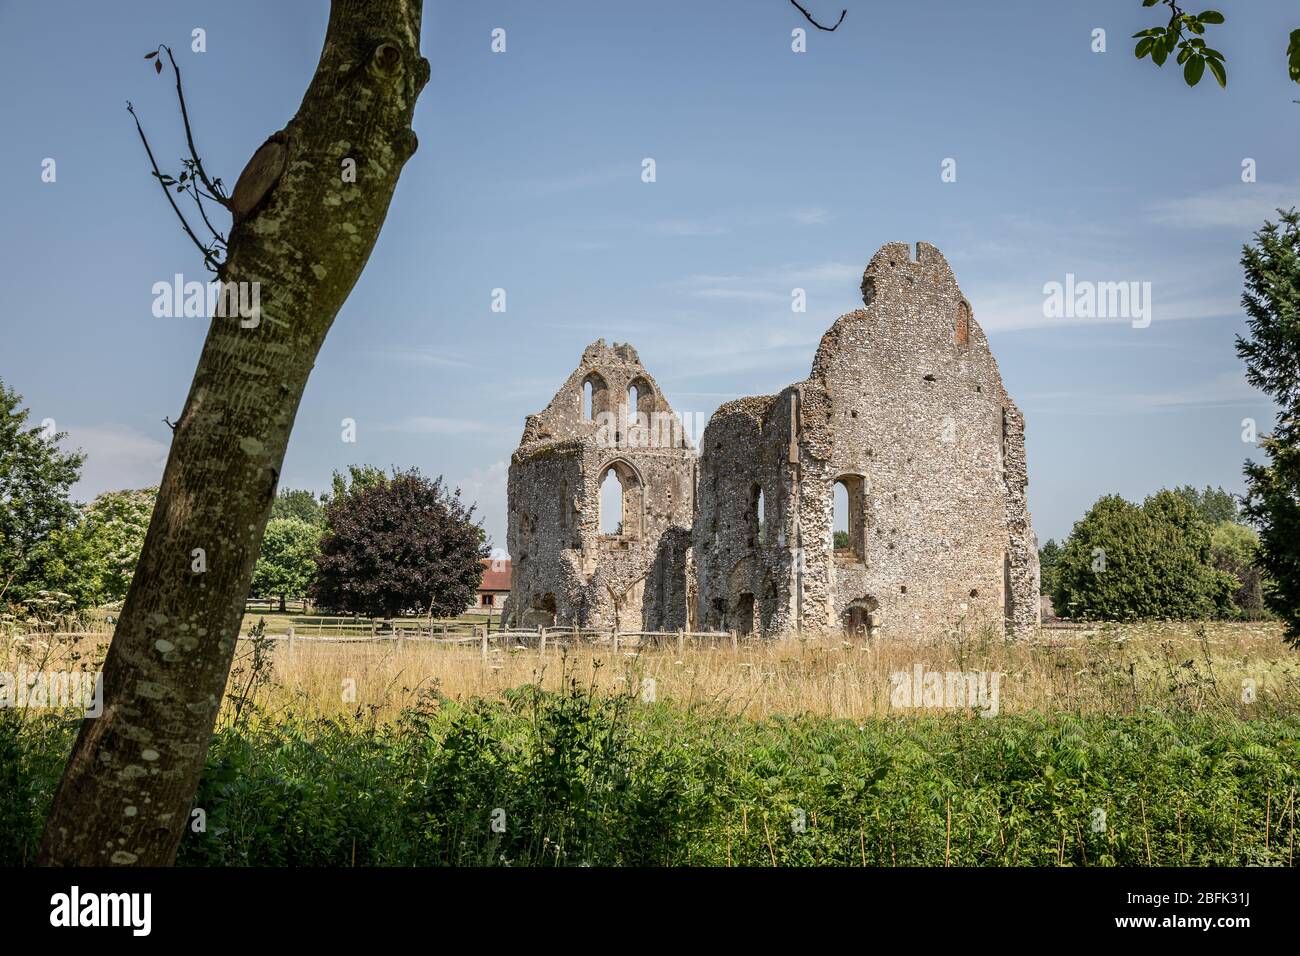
[38,0,428,866]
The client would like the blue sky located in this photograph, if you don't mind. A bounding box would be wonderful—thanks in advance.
[2,0,1296,552]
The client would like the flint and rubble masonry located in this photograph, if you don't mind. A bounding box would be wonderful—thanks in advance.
[501,242,1040,639]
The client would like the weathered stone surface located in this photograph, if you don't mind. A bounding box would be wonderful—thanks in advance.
[501,340,696,631]
[504,243,1040,639]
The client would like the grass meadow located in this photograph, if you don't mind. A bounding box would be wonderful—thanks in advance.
[2,619,1297,866]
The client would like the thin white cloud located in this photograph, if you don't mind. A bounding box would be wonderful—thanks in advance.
[965,275,1241,334]
[653,219,729,237]
[672,260,860,303]
[61,423,168,501]
[1024,370,1271,415]
[1145,181,1300,231]
[364,347,475,369]
[643,208,835,240]
[381,416,499,436]
[507,165,629,197]
[792,207,832,225]
[688,287,787,303]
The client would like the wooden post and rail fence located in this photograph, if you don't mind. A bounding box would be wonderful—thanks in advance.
[264,620,738,659]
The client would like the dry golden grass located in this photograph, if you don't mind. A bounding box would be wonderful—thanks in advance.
[7,619,1296,723]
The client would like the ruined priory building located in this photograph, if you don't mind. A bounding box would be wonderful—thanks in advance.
[502,242,1040,639]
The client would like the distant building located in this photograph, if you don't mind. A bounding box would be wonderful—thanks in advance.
[473,558,512,612]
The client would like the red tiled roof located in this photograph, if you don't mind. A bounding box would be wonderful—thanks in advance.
[479,558,512,591]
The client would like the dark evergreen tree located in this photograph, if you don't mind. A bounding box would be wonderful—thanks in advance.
[1237,211,1300,643]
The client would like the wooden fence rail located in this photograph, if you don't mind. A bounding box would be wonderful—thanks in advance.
[8,626,744,659]
[246,625,738,658]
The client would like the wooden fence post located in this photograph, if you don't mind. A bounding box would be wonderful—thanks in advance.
[287,625,295,648]
[539,627,547,657]
[732,630,738,652]
[677,629,684,656]
[480,625,488,663]
[613,630,620,655]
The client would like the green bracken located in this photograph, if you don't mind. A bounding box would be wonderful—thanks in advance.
[2,681,1296,867]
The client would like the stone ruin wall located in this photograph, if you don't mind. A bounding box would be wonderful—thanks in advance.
[501,341,696,631]
[504,243,1040,640]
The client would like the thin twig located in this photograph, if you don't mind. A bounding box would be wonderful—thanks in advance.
[186,179,227,246]
[127,101,220,270]
[162,45,230,208]
[789,0,846,31]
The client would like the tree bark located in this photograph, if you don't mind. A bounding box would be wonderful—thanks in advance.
[38,0,429,866]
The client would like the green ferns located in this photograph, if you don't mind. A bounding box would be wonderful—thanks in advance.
[2,690,1296,867]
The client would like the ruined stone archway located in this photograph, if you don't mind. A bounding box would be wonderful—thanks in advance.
[522,591,557,628]
[597,457,644,541]
[842,595,880,638]
[734,592,755,635]
[581,371,611,420]
[831,473,868,564]
[625,375,656,448]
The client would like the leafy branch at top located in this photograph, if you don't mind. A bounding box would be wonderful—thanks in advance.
[133,45,230,272]
[1132,1,1300,92]
[1132,2,1226,88]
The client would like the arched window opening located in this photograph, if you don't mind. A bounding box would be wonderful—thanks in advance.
[757,488,766,546]
[599,469,622,534]
[581,372,610,422]
[626,376,654,447]
[832,475,867,564]
[833,483,849,549]
[627,376,653,415]
[597,460,643,540]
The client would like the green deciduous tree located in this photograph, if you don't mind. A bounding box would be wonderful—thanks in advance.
[1238,210,1300,643]
[1169,484,1238,525]
[0,378,85,608]
[80,488,158,605]
[314,469,486,619]
[328,464,387,504]
[251,517,321,612]
[1210,521,1268,619]
[1051,491,1237,620]
[269,488,324,526]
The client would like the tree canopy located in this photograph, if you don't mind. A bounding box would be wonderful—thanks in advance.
[1238,211,1300,643]
[1169,484,1238,525]
[251,517,321,612]
[1050,490,1237,621]
[78,487,157,605]
[0,378,85,607]
[270,488,325,525]
[314,468,487,619]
